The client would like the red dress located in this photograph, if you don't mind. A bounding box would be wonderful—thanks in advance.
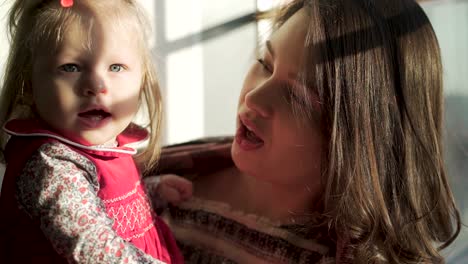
[0,119,183,263]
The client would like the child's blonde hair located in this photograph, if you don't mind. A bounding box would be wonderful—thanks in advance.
[0,0,162,171]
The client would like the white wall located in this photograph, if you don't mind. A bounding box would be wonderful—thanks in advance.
[423,1,468,96]
[161,1,256,144]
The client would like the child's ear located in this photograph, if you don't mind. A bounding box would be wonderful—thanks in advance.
[12,88,35,121]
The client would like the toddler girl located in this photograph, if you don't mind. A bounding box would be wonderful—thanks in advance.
[0,0,190,263]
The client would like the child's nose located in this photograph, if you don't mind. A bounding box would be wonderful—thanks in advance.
[82,75,108,96]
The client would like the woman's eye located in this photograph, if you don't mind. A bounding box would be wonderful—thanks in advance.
[257,58,272,73]
[110,64,124,72]
[59,64,80,72]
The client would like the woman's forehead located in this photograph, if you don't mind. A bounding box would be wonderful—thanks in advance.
[268,9,309,75]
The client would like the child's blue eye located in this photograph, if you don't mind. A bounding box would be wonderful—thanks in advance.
[110,64,124,72]
[60,64,80,72]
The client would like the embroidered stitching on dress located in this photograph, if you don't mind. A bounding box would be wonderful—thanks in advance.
[123,222,155,241]
[106,192,154,235]
[102,181,140,204]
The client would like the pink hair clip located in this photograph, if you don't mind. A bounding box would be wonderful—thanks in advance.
[60,0,73,7]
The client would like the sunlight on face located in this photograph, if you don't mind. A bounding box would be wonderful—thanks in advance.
[32,11,144,145]
[232,8,323,191]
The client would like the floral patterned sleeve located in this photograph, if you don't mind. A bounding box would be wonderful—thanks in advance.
[16,142,165,264]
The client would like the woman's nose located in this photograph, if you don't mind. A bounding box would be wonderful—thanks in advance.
[82,74,108,96]
[244,81,274,118]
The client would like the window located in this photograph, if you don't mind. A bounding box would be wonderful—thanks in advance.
[151,0,257,144]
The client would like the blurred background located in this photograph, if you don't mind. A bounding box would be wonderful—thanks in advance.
[0,0,467,262]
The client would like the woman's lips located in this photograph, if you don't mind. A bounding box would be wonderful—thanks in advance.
[235,116,264,151]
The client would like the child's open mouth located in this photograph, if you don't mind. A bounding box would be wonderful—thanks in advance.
[78,109,112,128]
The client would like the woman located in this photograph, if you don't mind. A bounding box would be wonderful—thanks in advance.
[151,0,461,262]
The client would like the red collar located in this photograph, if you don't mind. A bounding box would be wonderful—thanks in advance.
[4,119,148,156]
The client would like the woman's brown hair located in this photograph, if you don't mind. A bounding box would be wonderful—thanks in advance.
[272,0,461,262]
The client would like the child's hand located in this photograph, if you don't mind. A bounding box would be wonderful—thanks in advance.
[156,174,193,205]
